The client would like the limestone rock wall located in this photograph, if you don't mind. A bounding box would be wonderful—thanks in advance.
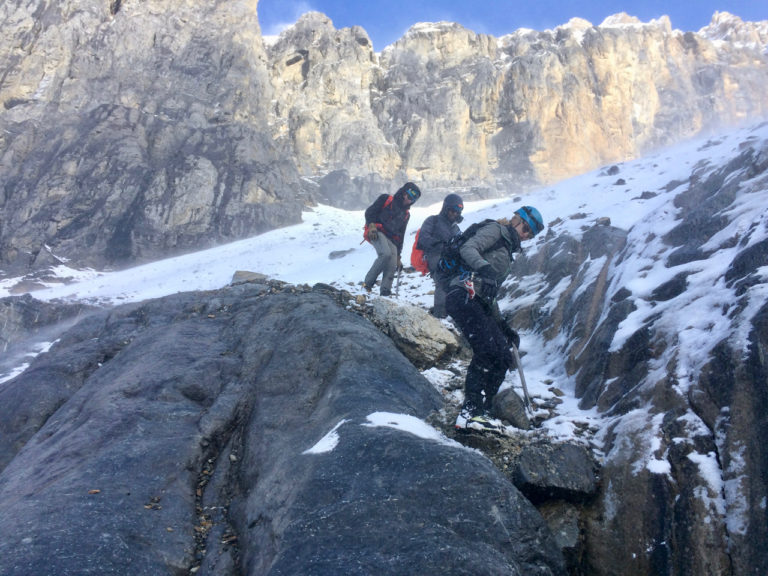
[271,13,768,200]
[0,0,304,273]
[0,2,766,272]
[267,12,401,181]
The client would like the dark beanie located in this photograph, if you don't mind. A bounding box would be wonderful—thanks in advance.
[396,182,421,201]
[442,193,463,211]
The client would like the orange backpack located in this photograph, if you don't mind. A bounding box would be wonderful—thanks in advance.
[410,228,430,275]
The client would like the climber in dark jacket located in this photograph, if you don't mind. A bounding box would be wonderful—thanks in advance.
[363,182,421,296]
[444,206,545,432]
[417,193,464,317]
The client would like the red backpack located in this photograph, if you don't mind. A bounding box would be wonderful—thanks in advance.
[410,228,430,275]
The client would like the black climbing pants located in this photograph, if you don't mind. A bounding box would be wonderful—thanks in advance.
[446,288,510,415]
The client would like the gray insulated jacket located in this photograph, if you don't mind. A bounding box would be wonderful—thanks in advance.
[447,221,521,291]
[418,213,461,273]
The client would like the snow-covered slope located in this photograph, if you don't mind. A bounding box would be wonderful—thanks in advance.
[3,122,766,441]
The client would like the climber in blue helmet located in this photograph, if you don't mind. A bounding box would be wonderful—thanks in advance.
[440,205,544,433]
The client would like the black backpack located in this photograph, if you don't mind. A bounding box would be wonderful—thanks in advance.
[437,218,500,276]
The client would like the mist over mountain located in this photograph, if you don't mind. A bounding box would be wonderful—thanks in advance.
[0,1,766,274]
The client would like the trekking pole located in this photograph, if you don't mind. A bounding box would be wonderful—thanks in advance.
[395,265,402,297]
[510,343,533,414]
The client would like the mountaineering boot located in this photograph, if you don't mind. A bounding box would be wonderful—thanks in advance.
[455,399,480,430]
[455,364,489,431]
[465,414,505,434]
[455,363,508,434]
[456,402,506,434]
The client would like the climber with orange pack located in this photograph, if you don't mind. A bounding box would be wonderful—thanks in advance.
[412,193,464,317]
[362,182,421,296]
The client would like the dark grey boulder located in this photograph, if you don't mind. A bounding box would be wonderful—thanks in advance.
[0,284,566,575]
[493,387,530,430]
[511,442,599,504]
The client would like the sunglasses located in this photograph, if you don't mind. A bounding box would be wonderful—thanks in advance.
[517,206,542,236]
[449,204,463,213]
[406,188,420,202]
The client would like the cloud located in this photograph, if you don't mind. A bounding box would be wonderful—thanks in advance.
[261,1,316,37]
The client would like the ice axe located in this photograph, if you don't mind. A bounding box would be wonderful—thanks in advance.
[510,343,533,414]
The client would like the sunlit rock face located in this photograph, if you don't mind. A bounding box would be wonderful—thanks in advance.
[266,12,401,181]
[270,12,768,197]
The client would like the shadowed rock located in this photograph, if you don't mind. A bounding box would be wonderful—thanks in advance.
[0,283,566,575]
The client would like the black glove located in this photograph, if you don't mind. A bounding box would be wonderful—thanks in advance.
[502,324,520,350]
[367,223,379,241]
[475,265,497,302]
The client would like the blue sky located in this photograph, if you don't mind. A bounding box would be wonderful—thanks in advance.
[258,0,768,51]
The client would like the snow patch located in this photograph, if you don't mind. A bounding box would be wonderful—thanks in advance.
[687,451,726,517]
[0,340,55,386]
[363,412,462,448]
[303,419,349,454]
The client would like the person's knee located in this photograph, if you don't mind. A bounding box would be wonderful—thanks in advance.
[474,344,506,370]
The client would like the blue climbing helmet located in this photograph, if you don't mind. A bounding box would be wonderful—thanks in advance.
[515,206,544,236]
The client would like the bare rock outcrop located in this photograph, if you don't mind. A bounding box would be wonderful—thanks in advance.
[0,283,568,576]
[366,297,462,368]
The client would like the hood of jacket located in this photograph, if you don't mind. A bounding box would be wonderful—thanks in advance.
[440,193,464,222]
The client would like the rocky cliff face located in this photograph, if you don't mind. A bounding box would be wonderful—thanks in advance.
[0,0,304,274]
[502,129,768,575]
[272,11,768,197]
[1,2,767,273]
